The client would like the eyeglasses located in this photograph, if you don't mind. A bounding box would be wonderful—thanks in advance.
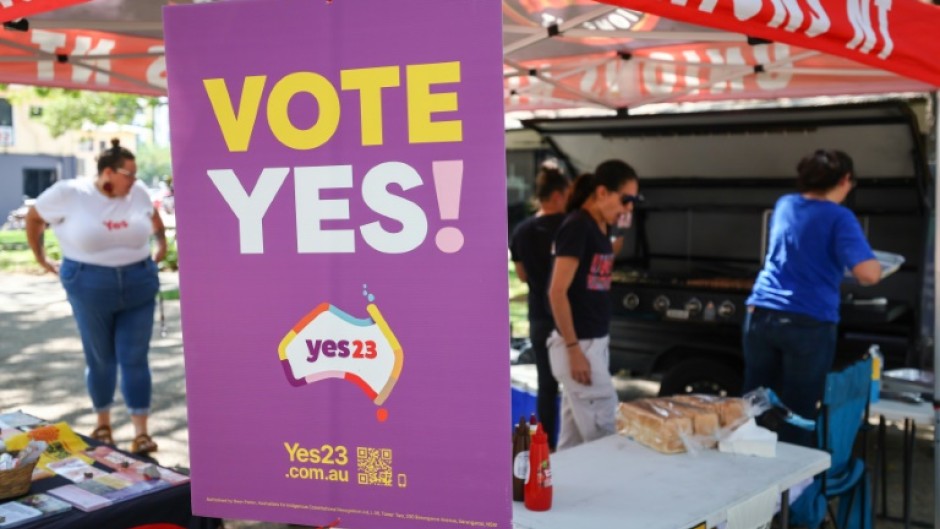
[115,168,136,180]
[620,193,643,205]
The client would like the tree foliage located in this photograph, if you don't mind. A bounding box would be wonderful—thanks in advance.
[19,88,154,138]
[135,142,173,185]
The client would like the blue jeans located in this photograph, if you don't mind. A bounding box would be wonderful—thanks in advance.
[60,258,159,415]
[742,307,837,447]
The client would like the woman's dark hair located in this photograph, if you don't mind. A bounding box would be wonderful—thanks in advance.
[97,138,135,174]
[566,159,638,212]
[796,149,854,192]
[534,166,569,202]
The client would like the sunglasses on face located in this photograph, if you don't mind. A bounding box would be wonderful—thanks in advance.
[116,168,137,180]
[620,194,643,205]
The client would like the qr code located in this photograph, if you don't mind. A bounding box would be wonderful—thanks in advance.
[356,447,393,486]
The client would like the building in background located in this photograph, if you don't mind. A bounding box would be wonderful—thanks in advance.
[0,86,139,222]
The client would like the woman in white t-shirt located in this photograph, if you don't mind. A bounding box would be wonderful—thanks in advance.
[26,139,167,456]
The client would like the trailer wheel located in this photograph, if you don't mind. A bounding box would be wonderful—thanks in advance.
[658,359,742,397]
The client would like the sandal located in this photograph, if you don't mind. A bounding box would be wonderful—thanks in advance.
[131,433,159,455]
[90,425,114,445]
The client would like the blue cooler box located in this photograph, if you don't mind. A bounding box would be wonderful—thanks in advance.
[510,364,560,439]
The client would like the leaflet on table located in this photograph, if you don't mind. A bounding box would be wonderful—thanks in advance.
[48,472,172,511]
[86,446,190,485]
[0,493,72,528]
[2,423,92,480]
[0,502,42,528]
[46,456,107,482]
[0,411,44,429]
[17,493,71,516]
[46,484,111,512]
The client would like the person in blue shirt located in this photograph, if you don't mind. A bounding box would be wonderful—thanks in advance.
[510,162,571,450]
[743,149,881,446]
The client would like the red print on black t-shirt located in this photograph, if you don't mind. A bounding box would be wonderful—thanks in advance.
[103,220,129,231]
[587,253,613,291]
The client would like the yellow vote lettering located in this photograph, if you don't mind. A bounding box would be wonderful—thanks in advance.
[203,75,267,152]
[203,61,462,152]
[267,72,341,151]
[407,61,462,144]
[340,66,401,146]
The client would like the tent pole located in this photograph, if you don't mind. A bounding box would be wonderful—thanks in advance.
[934,89,939,529]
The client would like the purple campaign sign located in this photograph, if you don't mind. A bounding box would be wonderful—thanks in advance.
[163,0,509,527]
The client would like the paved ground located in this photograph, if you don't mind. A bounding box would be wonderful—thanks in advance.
[0,270,933,528]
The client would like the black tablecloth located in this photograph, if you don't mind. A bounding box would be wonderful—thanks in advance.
[14,437,221,529]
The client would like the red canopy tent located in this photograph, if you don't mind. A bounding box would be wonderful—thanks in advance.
[502,0,937,111]
[0,0,91,24]
[0,0,935,109]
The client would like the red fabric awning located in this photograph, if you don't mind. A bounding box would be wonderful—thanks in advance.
[0,0,936,111]
[0,0,91,24]
[502,0,934,111]
[599,0,940,88]
[0,28,164,95]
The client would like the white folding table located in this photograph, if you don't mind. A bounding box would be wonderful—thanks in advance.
[513,434,830,529]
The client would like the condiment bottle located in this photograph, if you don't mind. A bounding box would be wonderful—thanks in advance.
[512,417,530,502]
[524,423,552,511]
[869,344,883,403]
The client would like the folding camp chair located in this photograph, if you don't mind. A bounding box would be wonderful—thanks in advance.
[789,356,873,529]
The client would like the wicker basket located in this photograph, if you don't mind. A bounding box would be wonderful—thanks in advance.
[0,456,37,500]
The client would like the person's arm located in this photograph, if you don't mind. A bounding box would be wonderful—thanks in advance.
[25,206,58,275]
[152,210,167,263]
[834,209,881,287]
[548,256,592,385]
[612,235,624,256]
[851,259,881,286]
[513,261,528,283]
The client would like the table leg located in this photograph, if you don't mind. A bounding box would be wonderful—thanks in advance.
[879,415,888,517]
[780,489,789,529]
[903,419,915,529]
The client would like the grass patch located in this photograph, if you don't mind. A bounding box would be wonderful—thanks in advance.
[160,287,180,301]
[0,230,59,273]
[509,260,529,338]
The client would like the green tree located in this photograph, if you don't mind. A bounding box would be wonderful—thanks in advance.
[135,143,173,186]
[17,88,155,138]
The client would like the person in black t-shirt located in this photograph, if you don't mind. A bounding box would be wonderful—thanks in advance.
[509,163,571,450]
[548,160,639,449]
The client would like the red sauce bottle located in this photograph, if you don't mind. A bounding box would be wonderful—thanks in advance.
[524,423,552,511]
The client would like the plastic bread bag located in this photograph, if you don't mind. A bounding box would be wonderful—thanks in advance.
[618,397,725,454]
[736,387,815,433]
[617,399,693,454]
[671,392,771,450]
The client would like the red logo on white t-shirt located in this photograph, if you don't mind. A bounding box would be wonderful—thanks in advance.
[103,220,129,231]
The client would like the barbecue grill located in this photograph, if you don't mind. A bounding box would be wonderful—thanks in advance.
[523,100,931,396]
